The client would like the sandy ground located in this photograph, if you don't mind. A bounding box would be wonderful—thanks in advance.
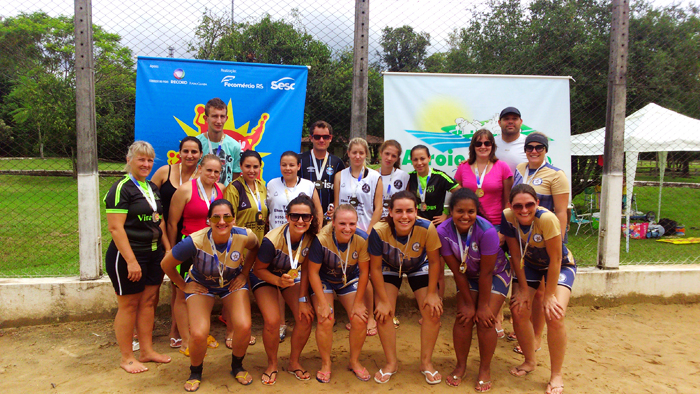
[2,302,699,394]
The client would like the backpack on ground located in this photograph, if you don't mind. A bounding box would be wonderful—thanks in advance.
[658,218,677,236]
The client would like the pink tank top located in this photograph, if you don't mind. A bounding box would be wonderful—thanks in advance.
[181,179,223,236]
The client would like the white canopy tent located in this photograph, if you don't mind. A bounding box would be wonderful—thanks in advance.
[571,103,700,250]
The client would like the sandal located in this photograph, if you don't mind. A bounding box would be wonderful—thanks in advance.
[231,369,253,386]
[507,332,517,341]
[509,366,533,377]
[347,366,371,382]
[316,370,331,383]
[249,336,256,346]
[206,335,219,349]
[496,328,505,339]
[288,369,311,381]
[421,370,442,385]
[475,380,492,392]
[446,373,463,387]
[225,338,233,350]
[366,326,378,336]
[546,382,564,394]
[184,379,200,392]
[261,370,278,385]
[170,337,182,348]
[393,316,400,329]
[374,369,397,384]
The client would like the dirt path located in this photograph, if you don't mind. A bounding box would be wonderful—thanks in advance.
[2,303,699,393]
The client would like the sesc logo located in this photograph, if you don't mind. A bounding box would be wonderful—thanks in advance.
[271,77,295,91]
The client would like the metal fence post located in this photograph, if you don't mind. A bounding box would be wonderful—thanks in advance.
[75,0,102,280]
[350,0,369,140]
[597,0,629,270]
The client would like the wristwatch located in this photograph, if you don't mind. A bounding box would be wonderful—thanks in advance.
[298,296,308,303]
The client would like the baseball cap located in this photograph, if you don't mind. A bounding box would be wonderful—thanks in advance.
[499,107,521,119]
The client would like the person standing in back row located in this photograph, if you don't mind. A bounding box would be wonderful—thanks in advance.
[196,98,242,187]
[495,107,528,174]
[299,121,345,221]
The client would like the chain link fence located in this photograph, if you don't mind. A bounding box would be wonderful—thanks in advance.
[1,0,698,277]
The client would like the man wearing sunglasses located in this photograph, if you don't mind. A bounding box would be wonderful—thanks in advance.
[299,120,345,218]
[495,107,528,174]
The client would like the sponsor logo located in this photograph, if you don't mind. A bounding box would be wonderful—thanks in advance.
[221,75,263,89]
[271,77,296,91]
[221,75,236,83]
[173,68,185,79]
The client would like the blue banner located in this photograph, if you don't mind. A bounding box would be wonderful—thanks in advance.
[135,57,308,182]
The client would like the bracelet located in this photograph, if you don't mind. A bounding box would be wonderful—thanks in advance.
[298,296,308,303]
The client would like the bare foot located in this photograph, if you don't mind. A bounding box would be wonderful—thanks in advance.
[139,352,172,364]
[509,362,535,377]
[120,358,149,374]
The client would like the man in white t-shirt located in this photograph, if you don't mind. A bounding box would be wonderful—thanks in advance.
[495,106,527,174]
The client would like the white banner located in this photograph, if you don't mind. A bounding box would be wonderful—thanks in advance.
[383,73,571,184]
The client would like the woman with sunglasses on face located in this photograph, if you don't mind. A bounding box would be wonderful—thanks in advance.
[251,195,318,385]
[168,154,225,355]
[161,199,260,391]
[501,184,575,394]
[378,140,410,219]
[369,191,443,385]
[511,132,570,356]
[307,204,372,383]
[437,188,511,391]
[105,141,171,374]
[151,136,203,350]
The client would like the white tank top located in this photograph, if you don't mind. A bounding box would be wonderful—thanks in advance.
[337,167,381,232]
[266,177,316,229]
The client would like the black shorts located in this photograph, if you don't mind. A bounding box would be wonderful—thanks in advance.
[382,260,431,292]
[105,242,165,295]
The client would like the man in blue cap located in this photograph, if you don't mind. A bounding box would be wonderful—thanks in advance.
[496,106,527,173]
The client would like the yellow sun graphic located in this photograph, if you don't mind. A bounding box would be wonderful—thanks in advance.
[415,97,470,133]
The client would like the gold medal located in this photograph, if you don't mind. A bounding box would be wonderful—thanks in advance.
[219,277,224,288]
[420,202,427,211]
[459,262,467,274]
[288,268,299,279]
[343,274,347,286]
[475,188,484,198]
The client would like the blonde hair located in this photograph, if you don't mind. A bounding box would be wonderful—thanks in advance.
[124,141,155,173]
[333,204,358,222]
[347,137,370,166]
[200,154,223,168]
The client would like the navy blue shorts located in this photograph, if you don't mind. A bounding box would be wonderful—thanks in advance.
[183,275,248,300]
[466,272,511,298]
[514,263,577,290]
[249,271,300,292]
[310,275,359,297]
[105,242,164,296]
[381,260,430,292]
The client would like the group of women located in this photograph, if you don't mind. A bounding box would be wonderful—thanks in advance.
[105,129,574,394]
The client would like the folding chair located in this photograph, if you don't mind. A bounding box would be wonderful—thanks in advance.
[570,206,594,235]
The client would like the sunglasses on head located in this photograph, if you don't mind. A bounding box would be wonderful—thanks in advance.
[288,213,313,222]
[512,202,537,211]
[311,134,332,141]
[525,144,546,153]
[473,141,493,148]
[209,214,235,223]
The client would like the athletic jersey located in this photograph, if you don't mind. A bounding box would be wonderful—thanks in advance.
[337,167,381,232]
[513,162,570,213]
[368,218,441,272]
[171,226,253,285]
[196,133,241,187]
[224,178,268,241]
[104,175,163,252]
[437,216,509,277]
[379,168,410,219]
[308,224,370,284]
[182,179,223,236]
[501,207,574,269]
[453,160,513,225]
[266,177,316,230]
[257,224,314,277]
[298,151,345,213]
[495,133,527,173]
[158,165,178,223]
[407,168,458,221]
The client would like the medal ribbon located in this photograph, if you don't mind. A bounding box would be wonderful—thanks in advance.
[312,152,329,182]
[384,168,395,196]
[197,178,217,209]
[522,161,546,185]
[206,134,223,156]
[208,228,234,285]
[455,222,474,266]
[473,163,490,190]
[352,167,365,199]
[417,168,432,205]
[283,176,300,203]
[178,164,197,187]
[397,228,414,275]
[284,225,305,270]
[245,181,262,212]
[333,231,353,282]
[515,219,535,269]
[128,174,157,212]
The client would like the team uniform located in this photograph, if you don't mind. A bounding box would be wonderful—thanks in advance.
[407,168,459,221]
[513,162,570,213]
[299,151,345,213]
[379,168,410,219]
[196,133,242,187]
[266,177,316,230]
[250,224,314,291]
[337,167,381,232]
[171,226,254,299]
[453,160,513,226]
[308,225,370,296]
[495,133,527,174]
[224,178,268,241]
[437,216,511,297]
[104,175,165,295]
[368,218,441,292]
[501,207,576,290]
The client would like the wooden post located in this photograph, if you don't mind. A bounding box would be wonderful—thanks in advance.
[597,0,629,270]
[75,0,102,280]
[350,0,369,140]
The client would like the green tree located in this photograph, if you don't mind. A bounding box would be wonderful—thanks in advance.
[379,25,431,72]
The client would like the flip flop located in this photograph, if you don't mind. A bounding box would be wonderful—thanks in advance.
[345,323,352,331]
[347,366,371,382]
[218,315,227,325]
[231,370,253,386]
[446,374,463,387]
[507,332,517,341]
[261,370,278,386]
[509,366,533,377]
[475,380,492,392]
[288,369,311,381]
[249,336,257,346]
[366,326,378,336]
[170,337,182,348]
[546,382,564,394]
[393,316,400,329]
[374,369,397,384]
[496,328,506,339]
[206,335,219,349]
[225,338,233,349]
[513,345,541,355]
[184,379,200,392]
[179,347,189,357]
[316,370,331,383]
[421,370,442,385]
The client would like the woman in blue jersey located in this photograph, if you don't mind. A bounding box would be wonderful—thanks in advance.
[307,204,372,383]
[368,190,443,385]
[502,184,576,394]
[161,199,259,391]
[437,188,511,391]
